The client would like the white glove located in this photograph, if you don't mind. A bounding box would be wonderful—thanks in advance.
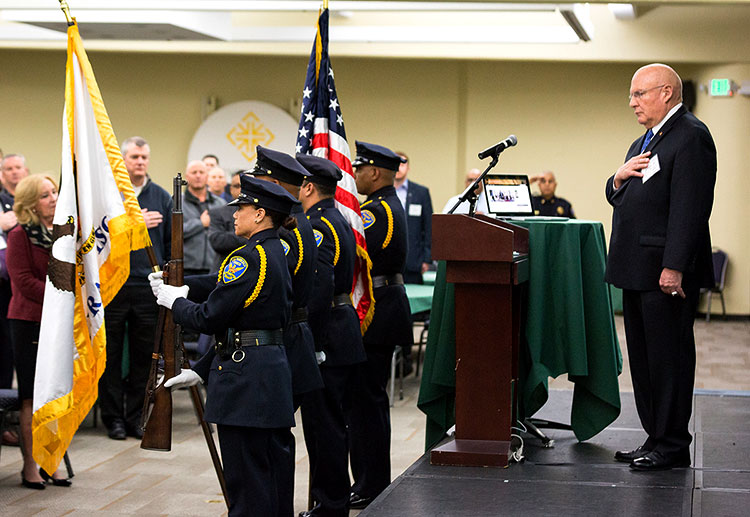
[156,284,189,309]
[147,271,163,298]
[164,368,203,389]
[315,351,327,365]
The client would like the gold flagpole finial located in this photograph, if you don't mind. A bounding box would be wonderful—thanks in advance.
[323,0,329,9]
[59,0,74,26]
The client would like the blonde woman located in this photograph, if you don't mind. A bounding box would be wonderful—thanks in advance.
[6,174,70,489]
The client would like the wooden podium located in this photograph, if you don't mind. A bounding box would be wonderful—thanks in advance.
[429,214,529,467]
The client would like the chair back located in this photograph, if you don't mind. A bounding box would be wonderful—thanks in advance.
[711,249,728,290]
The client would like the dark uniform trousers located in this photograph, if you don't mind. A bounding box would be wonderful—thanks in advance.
[99,283,158,428]
[301,365,358,516]
[622,281,700,455]
[219,424,290,517]
[347,341,394,498]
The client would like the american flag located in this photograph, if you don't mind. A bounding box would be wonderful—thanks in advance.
[296,8,374,332]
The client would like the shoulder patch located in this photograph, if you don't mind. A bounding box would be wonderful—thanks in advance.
[361,210,375,229]
[314,229,324,247]
[281,240,290,255]
[222,256,248,283]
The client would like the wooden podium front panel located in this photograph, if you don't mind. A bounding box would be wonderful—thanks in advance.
[453,283,514,442]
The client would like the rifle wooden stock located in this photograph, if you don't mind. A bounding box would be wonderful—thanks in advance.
[141,173,184,451]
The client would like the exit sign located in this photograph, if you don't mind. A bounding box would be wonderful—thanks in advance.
[710,79,735,97]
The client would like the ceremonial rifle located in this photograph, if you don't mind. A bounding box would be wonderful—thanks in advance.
[139,173,228,507]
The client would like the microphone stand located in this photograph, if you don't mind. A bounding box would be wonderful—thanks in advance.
[447,153,500,216]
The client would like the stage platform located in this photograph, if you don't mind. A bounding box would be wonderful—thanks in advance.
[361,390,750,517]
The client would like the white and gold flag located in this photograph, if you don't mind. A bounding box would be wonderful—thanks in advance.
[32,22,150,475]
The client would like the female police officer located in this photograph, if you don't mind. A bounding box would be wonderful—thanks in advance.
[152,175,298,516]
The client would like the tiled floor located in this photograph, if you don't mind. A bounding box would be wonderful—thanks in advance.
[0,316,747,516]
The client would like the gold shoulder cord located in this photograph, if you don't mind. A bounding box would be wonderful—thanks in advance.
[380,200,394,249]
[243,244,267,308]
[292,228,304,275]
[320,217,340,266]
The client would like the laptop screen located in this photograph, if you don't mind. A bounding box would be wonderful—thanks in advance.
[483,174,534,216]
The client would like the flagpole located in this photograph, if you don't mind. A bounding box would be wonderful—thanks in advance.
[323,0,328,9]
[58,0,75,26]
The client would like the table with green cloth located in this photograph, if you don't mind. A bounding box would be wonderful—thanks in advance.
[404,283,434,315]
[417,219,622,451]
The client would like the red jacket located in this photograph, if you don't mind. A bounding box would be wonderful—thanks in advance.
[6,225,49,322]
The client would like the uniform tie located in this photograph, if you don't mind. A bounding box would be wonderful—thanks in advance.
[640,129,654,153]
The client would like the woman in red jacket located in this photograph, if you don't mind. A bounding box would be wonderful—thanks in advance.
[6,174,70,489]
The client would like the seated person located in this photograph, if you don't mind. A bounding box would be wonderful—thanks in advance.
[530,171,575,218]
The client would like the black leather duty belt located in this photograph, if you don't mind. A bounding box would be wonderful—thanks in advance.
[234,329,284,347]
[291,307,308,323]
[331,293,352,307]
[371,273,404,289]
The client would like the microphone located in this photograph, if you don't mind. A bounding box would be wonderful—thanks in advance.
[477,135,517,159]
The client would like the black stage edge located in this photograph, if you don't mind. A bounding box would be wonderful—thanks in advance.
[361,390,750,517]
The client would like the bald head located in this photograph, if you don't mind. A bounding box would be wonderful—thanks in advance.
[633,63,682,103]
[629,63,683,128]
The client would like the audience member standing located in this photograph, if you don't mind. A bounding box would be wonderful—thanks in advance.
[208,171,245,272]
[394,152,433,285]
[606,64,716,471]
[207,166,233,203]
[99,136,171,440]
[183,160,225,276]
[0,155,28,439]
[7,174,70,488]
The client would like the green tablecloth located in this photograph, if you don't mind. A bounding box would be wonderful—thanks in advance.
[417,219,622,450]
[405,283,434,314]
[422,271,437,285]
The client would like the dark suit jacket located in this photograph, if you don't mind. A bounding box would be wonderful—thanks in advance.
[404,180,433,277]
[207,204,245,272]
[605,105,716,291]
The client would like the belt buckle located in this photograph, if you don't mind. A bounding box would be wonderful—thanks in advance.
[231,349,246,363]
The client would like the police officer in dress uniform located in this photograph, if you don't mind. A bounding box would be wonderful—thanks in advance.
[530,171,576,218]
[247,146,325,517]
[348,141,413,509]
[151,176,298,517]
[296,154,366,517]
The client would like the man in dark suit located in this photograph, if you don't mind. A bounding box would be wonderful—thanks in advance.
[605,63,716,471]
[394,152,433,284]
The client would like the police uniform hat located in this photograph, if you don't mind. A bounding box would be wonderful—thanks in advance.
[296,153,343,187]
[351,141,406,172]
[228,174,300,215]
[249,145,311,187]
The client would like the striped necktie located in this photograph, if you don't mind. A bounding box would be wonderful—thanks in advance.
[640,129,654,153]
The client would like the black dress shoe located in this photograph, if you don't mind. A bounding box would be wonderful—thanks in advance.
[126,423,144,440]
[21,474,46,490]
[349,492,373,509]
[107,420,127,440]
[630,450,691,471]
[39,468,72,487]
[614,446,650,463]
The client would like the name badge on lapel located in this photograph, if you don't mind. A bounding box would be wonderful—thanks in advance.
[641,154,661,184]
[408,204,422,217]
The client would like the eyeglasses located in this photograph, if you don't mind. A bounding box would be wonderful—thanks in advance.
[629,84,666,101]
